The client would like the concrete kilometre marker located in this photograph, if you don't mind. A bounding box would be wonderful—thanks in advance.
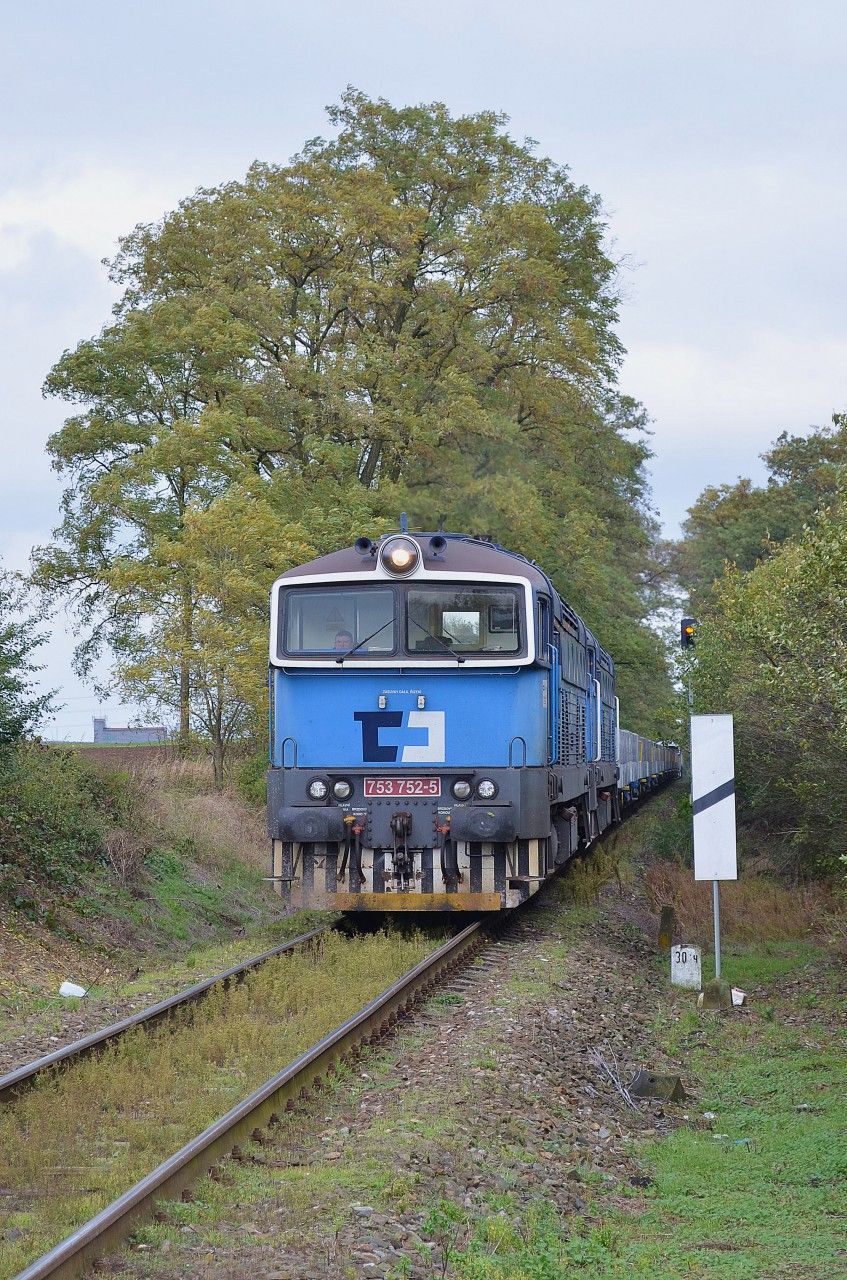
[671,944,702,990]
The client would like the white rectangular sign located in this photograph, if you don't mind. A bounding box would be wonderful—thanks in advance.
[690,714,737,881]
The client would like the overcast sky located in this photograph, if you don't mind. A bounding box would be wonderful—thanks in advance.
[2,0,846,738]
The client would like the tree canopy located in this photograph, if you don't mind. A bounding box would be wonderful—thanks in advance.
[691,493,847,877]
[673,414,847,606]
[0,567,53,755]
[36,90,673,758]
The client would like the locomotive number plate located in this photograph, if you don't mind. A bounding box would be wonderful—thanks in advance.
[364,777,441,797]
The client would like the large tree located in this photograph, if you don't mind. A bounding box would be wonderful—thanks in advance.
[395,391,670,729]
[35,298,256,746]
[36,90,671,751]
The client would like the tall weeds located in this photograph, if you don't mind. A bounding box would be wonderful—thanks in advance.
[644,862,839,943]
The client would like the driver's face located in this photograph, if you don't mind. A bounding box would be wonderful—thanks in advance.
[334,633,353,649]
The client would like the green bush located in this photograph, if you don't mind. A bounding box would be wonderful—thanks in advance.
[0,744,146,908]
[692,499,847,879]
[235,749,268,805]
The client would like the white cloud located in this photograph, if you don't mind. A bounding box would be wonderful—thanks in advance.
[624,330,847,533]
[626,331,847,444]
[0,164,187,272]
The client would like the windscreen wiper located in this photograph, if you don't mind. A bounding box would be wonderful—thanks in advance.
[408,617,465,664]
[335,619,394,664]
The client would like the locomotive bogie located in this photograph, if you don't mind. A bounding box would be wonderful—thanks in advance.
[270,835,554,911]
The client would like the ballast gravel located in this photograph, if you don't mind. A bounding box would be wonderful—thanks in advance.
[0,994,159,1079]
[90,871,694,1280]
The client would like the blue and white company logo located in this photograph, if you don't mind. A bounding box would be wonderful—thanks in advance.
[354,710,446,763]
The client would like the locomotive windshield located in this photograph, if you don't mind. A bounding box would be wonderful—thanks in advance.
[283,587,395,654]
[279,581,525,658]
[406,585,522,654]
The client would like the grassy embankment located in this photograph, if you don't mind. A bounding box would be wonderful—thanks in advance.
[0,744,325,1017]
[433,945,845,1278]
[0,929,437,1279]
[434,797,847,1278]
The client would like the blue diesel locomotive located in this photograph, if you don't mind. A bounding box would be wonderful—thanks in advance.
[267,528,680,911]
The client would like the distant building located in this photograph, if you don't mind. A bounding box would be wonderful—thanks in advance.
[92,717,167,745]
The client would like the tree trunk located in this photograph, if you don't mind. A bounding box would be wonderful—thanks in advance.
[210,676,225,788]
[178,656,190,752]
[178,579,192,752]
[358,438,383,488]
[210,737,224,788]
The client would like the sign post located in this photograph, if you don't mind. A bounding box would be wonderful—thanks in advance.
[690,715,737,980]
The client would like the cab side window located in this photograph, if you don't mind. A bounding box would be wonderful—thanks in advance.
[537,596,551,664]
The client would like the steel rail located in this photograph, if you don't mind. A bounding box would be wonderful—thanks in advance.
[0,926,328,1104]
[14,919,485,1280]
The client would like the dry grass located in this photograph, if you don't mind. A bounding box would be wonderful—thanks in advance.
[826,912,847,962]
[644,861,841,944]
[560,789,845,949]
[102,827,150,883]
[116,755,269,873]
[152,788,269,872]
[71,747,269,875]
[132,753,222,791]
[0,929,437,1277]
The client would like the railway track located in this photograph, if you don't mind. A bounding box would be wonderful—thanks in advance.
[0,927,327,1105]
[8,920,486,1280]
[6,789,672,1280]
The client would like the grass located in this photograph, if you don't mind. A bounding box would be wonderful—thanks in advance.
[424,797,846,1280]
[142,763,270,873]
[111,911,333,996]
[420,939,847,1280]
[0,746,299,1011]
[645,861,841,945]
[0,906,332,1038]
[10,789,838,1279]
[0,929,437,1279]
[612,947,847,1279]
[59,834,282,950]
[412,1199,626,1278]
[92,829,845,1280]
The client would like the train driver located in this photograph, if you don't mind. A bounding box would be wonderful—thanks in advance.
[334,629,354,650]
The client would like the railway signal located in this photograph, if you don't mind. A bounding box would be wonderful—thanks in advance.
[680,617,697,648]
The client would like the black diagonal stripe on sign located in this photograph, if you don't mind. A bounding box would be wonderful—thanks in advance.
[692,777,735,816]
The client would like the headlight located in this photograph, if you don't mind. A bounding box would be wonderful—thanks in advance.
[307,778,329,800]
[332,779,352,801]
[476,778,498,800]
[452,779,472,800]
[380,536,420,576]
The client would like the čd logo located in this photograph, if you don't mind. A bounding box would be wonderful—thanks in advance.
[354,710,445,763]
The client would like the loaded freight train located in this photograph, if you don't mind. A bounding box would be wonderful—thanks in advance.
[267,528,681,911]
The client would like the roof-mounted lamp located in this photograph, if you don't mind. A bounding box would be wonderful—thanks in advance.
[380,536,420,576]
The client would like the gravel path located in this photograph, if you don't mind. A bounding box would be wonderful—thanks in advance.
[92,871,692,1279]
